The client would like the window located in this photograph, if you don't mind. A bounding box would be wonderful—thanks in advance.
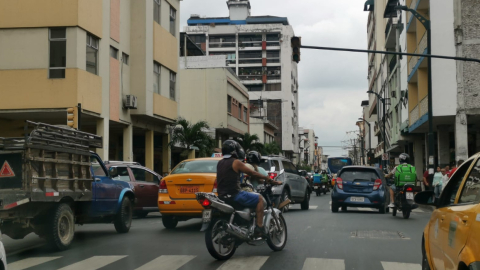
[110,46,118,59]
[266,51,280,63]
[170,71,176,100]
[110,167,131,182]
[131,168,157,183]
[153,62,161,94]
[49,28,66,78]
[122,53,129,65]
[209,35,236,48]
[153,0,161,24]
[238,104,242,119]
[243,107,248,122]
[246,85,263,92]
[171,160,219,174]
[228,96,232,113]
[169,6,176,35]
[282,161,297,174]
[90,156,107,176]
[239,51,262,64]
[86,34,99,75]
[458,159,480,204]
[440,159,473,207]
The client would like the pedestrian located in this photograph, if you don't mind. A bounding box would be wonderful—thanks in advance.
[432,167,443,198]
[445,165,450,175]
[423,168,430,191]
[441,168,449,191]
[448,160,464,178]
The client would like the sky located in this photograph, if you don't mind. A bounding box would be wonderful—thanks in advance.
[180,0,369,157]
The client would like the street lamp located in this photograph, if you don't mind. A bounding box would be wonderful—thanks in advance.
[367,90,387,170]
[393,4,435,186]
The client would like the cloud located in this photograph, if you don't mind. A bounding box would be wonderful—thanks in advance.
[180,0,369,157]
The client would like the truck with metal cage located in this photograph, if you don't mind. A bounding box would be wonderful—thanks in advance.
[0,121,135,250]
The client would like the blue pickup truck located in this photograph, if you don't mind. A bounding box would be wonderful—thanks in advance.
[0,122,135,250]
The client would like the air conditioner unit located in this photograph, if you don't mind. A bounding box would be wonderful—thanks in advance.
[124,95,138,109]
[391,91,397,98]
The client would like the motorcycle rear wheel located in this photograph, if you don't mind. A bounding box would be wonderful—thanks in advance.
[267,215,288,251]
[205,219,237,260]
[403,209,411,219]
[392,207,397,217]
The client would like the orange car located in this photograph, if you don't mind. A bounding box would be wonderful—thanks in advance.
[158,158,220,229]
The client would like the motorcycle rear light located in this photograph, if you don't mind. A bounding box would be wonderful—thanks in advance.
[336,177,343,190]
[213,179,218,193]
[406,187,413,192]
[268,172,278,180]
[159,180,168,194]
[373,179,382,191]
[198,198,212,208]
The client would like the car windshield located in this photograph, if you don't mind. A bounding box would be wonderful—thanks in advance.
[259,159,271,171]
[170,160,219,174]
[339,169,379,182]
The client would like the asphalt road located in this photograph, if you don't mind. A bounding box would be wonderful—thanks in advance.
[5,194,432,270]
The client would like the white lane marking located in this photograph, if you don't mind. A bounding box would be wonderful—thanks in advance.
[58,256,126,270]
[302,258,345,270]
[356,208,375,212]
[381,261,422,270]
[136,255,196,270]
[310,205,318,209]
[412,209,424,213]
[217,256,269,270]
[8,257,61,270]
[329,201,332,205]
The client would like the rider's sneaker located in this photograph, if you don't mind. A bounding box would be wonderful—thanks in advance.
[388,203,395,208]
[254,226,268,238]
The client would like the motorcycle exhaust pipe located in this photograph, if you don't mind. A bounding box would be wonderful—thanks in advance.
[225,224,250,241]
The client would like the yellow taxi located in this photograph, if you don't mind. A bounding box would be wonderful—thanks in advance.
[416,152,480,270]
[158,158,220,229]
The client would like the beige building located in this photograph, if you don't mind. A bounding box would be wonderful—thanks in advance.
[178,68,250,150]
[249,117,278,145]
[0,0,182,174]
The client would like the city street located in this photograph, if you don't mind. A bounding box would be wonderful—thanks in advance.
[5,195,431,270]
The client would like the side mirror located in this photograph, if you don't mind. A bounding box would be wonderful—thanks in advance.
[270,167,276,173]
[414,191,437,206]
[109,167,118,178]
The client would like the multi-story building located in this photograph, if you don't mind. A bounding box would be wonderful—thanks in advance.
[183,0,300,160]
[298,128,317,168]
[0,0,181,175]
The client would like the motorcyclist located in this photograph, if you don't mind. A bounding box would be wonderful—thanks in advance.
[320,170,329,185]
[244,151,269,190]
[217,140,281,236]
[388,153,415,208]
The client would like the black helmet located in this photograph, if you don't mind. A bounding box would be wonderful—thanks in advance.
[399,153,410,164]
[222,140,245,160]
[246,151,261,164]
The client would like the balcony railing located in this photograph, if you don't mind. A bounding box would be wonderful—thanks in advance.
[419,96,428,116]
[385,18,393,37]
[418,32,428,54]
[407,0,418,22]
[408,48,419,75]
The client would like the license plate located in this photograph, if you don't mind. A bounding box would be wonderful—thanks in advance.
[350,197,365,202]
[406,192,414,200]
[322,185,325,188]
[314,186,318,189]
[180,185,200,194]
[202,209,212,223]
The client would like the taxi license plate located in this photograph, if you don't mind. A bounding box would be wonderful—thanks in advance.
[314,186,318,190]
[351,197,365,202]
[202,209,212,223]
[180,185,199,194]
[406,192,414,200]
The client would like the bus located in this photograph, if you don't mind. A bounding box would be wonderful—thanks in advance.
[327,157,353,175]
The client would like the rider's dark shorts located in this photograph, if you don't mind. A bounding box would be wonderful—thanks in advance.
[234,191,259,208]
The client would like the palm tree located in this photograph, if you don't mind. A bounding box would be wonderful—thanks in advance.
[263,142,281,155]
[236,133,264,153]
[169,118,214,158]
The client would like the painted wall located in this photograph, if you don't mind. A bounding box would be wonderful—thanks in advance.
[0,28,48,70]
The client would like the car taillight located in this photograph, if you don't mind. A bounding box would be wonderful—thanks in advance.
[373,179,382,191]
[406,187,413,192]
[198,198,212,208]
[213,179,218,193]
[159,180,168,194]
[268,172,278,180]
[336,177,343,190]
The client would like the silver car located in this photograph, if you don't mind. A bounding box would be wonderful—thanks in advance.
[259,156,311,212]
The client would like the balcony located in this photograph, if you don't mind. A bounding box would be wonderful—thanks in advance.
[408,32,428,77]
[153,94,177,121]
[407,0,418,23]
[154,23,178,72]
[388,56,397,74]
[0,0,103,38]
[0,68,102,114]
[385,18,397,49]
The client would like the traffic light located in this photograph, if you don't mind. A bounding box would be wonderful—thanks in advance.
[67,106,78,129]
[291,36,301,63]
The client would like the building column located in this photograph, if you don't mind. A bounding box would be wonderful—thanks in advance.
[145,130,154,170]
[413,137,424,183]
[162,134,171,174]
[96,118,109,161]
[455,113,469,162]
[188,150,196,159]
[437,126,450,167]
[123,125,133,162]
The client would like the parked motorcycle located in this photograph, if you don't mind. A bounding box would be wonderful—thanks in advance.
[391,183,418,219]
[196,170,288,260]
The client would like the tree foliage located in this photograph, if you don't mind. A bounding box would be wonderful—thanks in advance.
[262,142,281,155]
[236,133,264,153]
[169,118,215,157]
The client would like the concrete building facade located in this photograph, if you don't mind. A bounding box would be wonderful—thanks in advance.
[0,0,182,175]
[183,0,300,160]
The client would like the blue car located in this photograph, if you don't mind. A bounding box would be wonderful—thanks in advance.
[331,166,390,214]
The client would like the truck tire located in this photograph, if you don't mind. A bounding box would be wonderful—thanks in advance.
[114,197,133,233]
[47,203,75,251]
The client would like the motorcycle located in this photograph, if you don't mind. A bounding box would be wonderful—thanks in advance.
[391,183,418,219]
[196,170,288,260]
[313,182,329,196]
